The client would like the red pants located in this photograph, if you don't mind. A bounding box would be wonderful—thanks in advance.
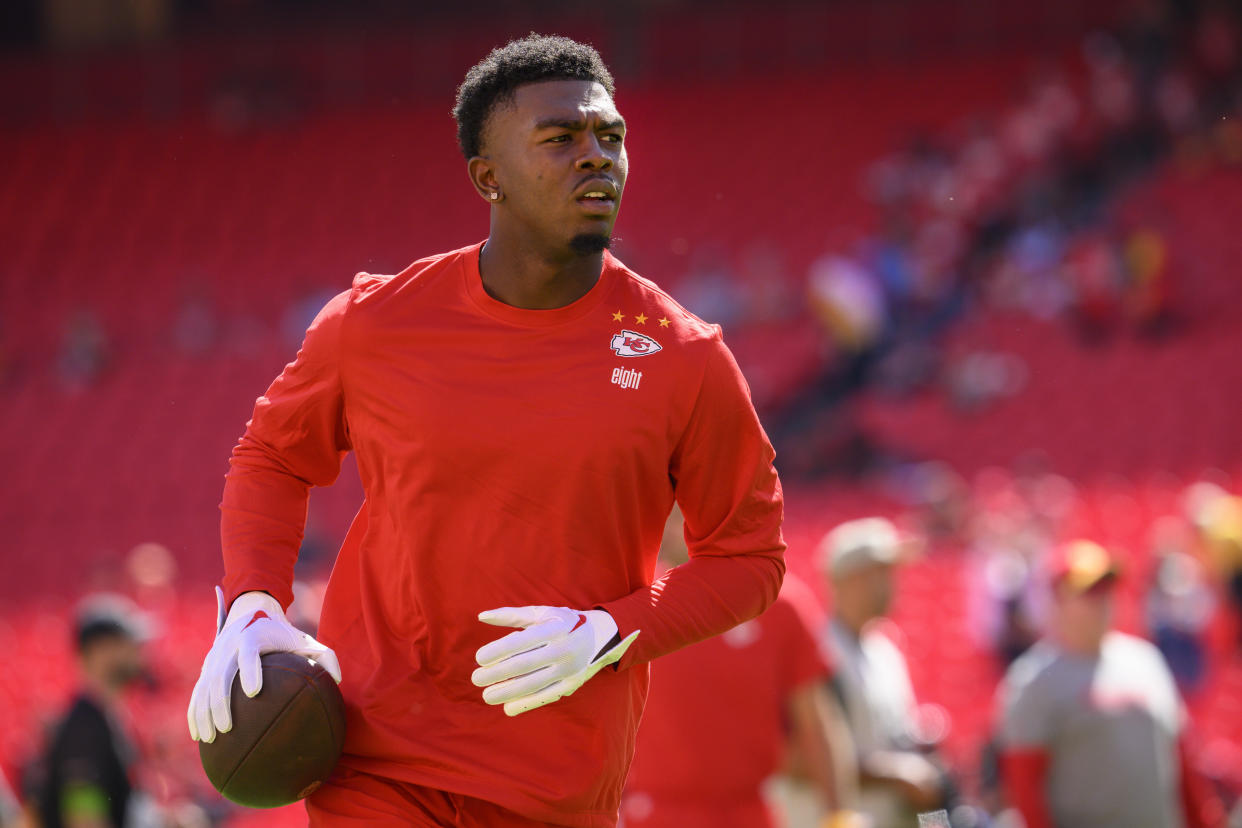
[306,767,556,827]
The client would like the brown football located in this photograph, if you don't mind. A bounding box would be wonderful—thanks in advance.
[199,651,346,808]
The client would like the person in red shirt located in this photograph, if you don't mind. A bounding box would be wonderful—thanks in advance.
[622,508,859,828]
[185,34,786,828]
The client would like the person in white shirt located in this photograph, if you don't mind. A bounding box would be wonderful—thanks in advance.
[820,518,948,828]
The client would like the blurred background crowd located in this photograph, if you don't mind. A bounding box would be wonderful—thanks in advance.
[2,0,1242,825]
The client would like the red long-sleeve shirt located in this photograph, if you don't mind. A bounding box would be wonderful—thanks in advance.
[219,242,786,827]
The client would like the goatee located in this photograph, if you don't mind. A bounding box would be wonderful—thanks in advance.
[569,233,611,256]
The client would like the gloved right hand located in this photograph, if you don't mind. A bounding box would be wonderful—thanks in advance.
[187,587,341,744]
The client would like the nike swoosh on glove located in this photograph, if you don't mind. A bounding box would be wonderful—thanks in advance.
[472,605,639,716]
[187,587,341,743]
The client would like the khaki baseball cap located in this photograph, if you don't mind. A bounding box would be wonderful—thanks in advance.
[820,517,901,578]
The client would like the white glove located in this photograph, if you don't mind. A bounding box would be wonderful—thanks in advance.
[471,606,639,716]
[187,587,342,743]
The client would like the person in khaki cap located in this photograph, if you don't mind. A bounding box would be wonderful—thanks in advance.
[996,540,1224,828]
[820,518,950,828]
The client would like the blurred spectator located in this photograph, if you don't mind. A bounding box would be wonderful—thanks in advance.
[906,461,972,544]
[622,508,860,828]
[942,349,1027,414]
[737,240,799,325]
[126,542,177,599]
[997,221,1073,324]
[1063,230,1124,340]
[675,244,749,329]
[1122,224,1175,334]
[32,595,158,828]
[970,539,1041,668]
[996,540,1225,828]
[1184,482,1242,636]
[807,251,887,356]
[964,464,1074,666]
[819,518,955,827]
[171,288,218,356]
[281,287,337,348]
[57,310,110,393]
[1145,518,1214,694]
[123,543,185,692]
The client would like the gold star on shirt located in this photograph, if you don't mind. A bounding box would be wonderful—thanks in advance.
[612,310,624,322]
[658,317,671,328]
[635,313,648,325]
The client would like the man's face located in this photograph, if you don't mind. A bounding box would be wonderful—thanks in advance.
[832,561,895,622]
[1055,580,1115,644]
[481,79,628,255]
[85,635,146,690]
[862,562,896,618]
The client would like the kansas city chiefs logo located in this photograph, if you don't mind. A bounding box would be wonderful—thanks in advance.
[610,330,663,357]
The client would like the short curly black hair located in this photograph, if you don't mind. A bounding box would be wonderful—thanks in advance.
[453,34,616,160]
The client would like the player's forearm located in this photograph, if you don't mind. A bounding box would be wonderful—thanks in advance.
[601,549,784,667]
[219,438,315,611]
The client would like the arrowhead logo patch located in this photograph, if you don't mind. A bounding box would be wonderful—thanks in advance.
[610,330,662,357]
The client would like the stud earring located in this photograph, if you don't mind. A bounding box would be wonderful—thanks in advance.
[489,192,500,201]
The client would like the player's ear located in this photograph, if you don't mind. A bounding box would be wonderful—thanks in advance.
[468,156,502,204]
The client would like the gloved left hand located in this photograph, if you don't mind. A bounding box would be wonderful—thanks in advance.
[472,606,639,716]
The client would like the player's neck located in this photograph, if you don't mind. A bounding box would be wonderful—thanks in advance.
[479,231,604,310]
